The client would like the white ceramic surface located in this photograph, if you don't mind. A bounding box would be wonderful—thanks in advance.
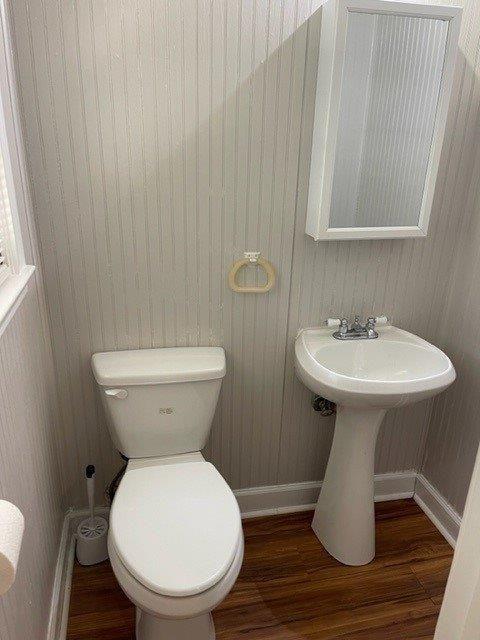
[295,325,455,408]
[91,347,226,386]
[108,527,244,620]
[109,535,244,639]
[92,347,243,640]
[295,324,456,565]
[92,347,226,459]
[109,454,244,640]
[110,456,242,597]
[135,610,215,640]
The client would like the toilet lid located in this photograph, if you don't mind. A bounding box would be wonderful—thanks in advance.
[110,460,242,597]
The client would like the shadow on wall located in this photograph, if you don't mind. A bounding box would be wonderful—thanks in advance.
[14,0,327,505]
[9,0,479,510]
[422,57,480,515]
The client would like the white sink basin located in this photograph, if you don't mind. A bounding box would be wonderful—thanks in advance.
[294,324,455,567]
[295,325,455,408]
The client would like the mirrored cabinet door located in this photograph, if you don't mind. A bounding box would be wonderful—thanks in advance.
[306,0,462,241]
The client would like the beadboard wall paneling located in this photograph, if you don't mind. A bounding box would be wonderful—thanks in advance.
[8,0,313,504]
[420,0,480,516]
[0,7,64,635]
[278,0,479,484]
[423,177,480,514]
[0,284,64,640]
[421,0,480,513]
[7,0,478,507]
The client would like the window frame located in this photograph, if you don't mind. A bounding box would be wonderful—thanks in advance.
[0,0,35,336]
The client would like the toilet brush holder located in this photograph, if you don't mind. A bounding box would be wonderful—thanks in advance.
[76,516,108,565]
[76,465,109,566]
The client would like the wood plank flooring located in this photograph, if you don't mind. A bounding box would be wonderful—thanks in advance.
[66,500,453,640]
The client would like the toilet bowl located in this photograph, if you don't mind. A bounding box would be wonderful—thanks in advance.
[108,453,243,639]
[91,347,243,639]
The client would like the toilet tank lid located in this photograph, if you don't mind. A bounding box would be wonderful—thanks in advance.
[91,347,226,386]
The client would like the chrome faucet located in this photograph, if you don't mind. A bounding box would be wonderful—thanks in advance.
[333,316,379,340]
[351,315,363,332]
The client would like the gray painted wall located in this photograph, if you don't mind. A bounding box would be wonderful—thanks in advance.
[419,0,480,516]
[6,0,480,509]
[421,55,480,514]
[0,17,64,629]
[0,285,64,640]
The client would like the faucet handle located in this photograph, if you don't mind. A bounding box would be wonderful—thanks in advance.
[365,317,378,338]
[339,318,349,334]
[326,318,341,327]
[352,315,362,331]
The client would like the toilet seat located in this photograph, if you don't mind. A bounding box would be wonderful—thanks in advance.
[110,455,242,598]
[108,532,244,620]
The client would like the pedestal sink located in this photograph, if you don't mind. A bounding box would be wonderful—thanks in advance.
[294,324,455,566]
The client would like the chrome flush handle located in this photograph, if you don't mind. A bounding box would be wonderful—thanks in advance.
[104,388,128,399]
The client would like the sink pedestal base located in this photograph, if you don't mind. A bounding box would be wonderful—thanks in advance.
[312,406,386,566]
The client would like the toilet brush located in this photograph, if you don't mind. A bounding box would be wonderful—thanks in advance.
[76,465,109,565]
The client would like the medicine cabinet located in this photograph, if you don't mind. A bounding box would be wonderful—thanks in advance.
[306,0,462,240]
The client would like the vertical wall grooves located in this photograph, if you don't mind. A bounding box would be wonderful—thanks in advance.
[0,288,63,640]
[7,0,480,506]
[332,14,449,228]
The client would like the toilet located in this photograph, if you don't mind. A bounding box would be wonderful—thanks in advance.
[91,347,243,640]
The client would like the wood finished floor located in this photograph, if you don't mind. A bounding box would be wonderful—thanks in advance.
[66,500,453,640]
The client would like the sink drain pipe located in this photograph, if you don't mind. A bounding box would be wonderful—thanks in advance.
[311,395,336,416]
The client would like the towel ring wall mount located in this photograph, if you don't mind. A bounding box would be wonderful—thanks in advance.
[228,252,276,293]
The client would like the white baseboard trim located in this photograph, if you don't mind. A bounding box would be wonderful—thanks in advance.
[46,512,75,640]
[47,506,110,640]
[47,471,459,638]
[414,473,461,548]
[235,471,417,518]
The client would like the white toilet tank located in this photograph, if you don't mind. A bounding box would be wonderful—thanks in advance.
[91,347,226,459]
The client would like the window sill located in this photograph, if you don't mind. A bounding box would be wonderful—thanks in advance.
[0,264,35,338]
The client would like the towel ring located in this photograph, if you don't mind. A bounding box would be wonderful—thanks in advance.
[228,252,276,293]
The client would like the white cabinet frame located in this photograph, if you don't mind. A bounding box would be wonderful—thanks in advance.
[305,0,462,241]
